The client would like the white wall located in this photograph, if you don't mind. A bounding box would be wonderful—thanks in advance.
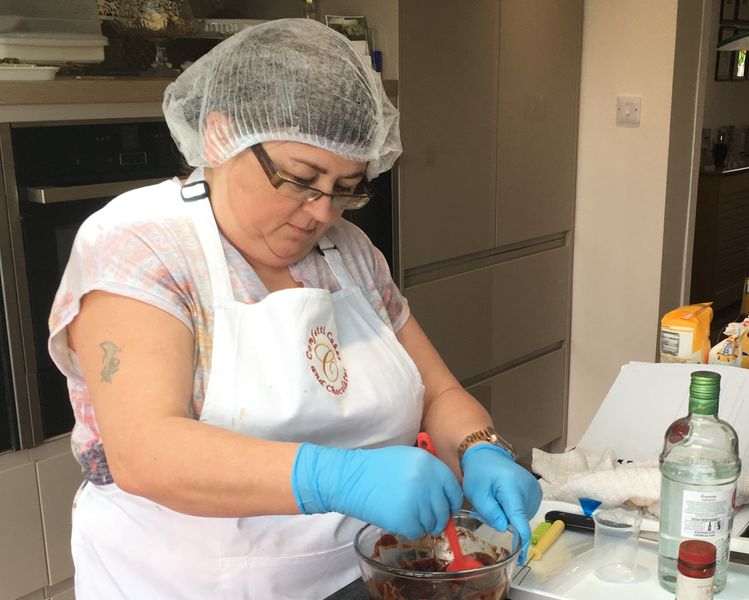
[567,0,679,447]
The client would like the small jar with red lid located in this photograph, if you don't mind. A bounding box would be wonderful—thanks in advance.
[676,540,716,600]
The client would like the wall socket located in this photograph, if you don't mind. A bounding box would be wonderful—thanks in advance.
[616,96,642,127]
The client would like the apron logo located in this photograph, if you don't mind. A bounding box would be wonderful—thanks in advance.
[306,325,349,396]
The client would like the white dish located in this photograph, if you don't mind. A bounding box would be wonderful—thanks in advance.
[0,64,59,80]
[0,32,107,64]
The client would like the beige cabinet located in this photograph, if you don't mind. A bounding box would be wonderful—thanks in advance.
[399,0,500,269]
[34,442,81,586]
[467,348,567,458]
[496,0,582,245]
[405,246,570,382]
[0,459,48,600]
[0,438,80,600]
[399,0,582,453]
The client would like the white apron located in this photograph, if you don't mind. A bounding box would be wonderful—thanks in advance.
[71,174,424,600]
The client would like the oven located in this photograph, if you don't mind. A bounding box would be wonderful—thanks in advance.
[0,119,183,448]
[0,118,396,450]
[0,196,20,454]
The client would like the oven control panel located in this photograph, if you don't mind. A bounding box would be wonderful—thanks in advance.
[11,120,183,187]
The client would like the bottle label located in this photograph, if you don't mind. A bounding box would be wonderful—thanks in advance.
[680,488,733,538]
[676,572,715,600]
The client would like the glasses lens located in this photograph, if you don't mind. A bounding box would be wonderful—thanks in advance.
[334,184,373,210]
[335,195,371,210]
[276,181,321,202]
[275,178,372,210]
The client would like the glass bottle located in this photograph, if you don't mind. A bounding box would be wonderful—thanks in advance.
[713,131,728,169]
[657,371,740,593]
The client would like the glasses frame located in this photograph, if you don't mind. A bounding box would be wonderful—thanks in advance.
[251,144,373,210]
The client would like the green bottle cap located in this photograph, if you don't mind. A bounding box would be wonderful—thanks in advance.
[688,371,720,415]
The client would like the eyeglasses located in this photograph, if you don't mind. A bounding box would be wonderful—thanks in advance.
[251,144,373,210]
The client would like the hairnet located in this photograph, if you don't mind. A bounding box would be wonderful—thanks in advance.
[162,18,401,180]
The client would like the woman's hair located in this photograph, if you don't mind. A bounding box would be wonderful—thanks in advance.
[162,18,401,180]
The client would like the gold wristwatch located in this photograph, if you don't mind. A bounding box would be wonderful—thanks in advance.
[457,426,517,465]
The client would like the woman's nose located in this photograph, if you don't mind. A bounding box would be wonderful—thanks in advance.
[304,195,338,224]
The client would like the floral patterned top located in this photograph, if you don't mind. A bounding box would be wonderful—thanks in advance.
[48,177,410,484]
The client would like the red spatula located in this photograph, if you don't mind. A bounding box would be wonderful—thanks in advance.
[417,432,483,571]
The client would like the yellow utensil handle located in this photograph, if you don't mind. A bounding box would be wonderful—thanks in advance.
[531,520,552,545]
[528,519,564,561]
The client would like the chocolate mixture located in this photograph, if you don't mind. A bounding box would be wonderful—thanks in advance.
[365,532,512,599]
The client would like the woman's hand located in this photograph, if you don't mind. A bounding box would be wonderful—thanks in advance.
[461,444,542,561]
[291,443,463,539]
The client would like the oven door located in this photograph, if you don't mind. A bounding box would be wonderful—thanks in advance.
[0,163,21,453]
[0,281,19,454]
[15,179,164,444]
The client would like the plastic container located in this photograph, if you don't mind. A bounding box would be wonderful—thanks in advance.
[354,511,520,600]
[0,63,58,79]
[592,507,642,583]
[659,303,713,364]
[0,32,107,64]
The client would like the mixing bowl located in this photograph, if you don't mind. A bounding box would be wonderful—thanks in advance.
[353,511,521,600]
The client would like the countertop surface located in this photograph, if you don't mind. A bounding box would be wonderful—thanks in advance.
[324,578,369,600]
[702,164,749,175]
[0,75,398,123]
[0,76,173,106]
[328,501,749,600]
[0,75,398,106]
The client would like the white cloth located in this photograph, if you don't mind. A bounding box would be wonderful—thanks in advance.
[532,448,661,516]
[532,447,749,518]
[71,173,424,599]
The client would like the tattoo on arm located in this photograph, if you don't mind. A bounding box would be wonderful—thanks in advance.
[100,341,122,383]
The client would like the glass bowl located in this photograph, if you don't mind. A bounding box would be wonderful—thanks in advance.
[354,511,520,600]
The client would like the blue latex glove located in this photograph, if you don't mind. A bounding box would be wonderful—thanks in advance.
[292,443,463,539]
[461,444,542,562]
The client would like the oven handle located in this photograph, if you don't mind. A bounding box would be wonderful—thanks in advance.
[23,178,168,204]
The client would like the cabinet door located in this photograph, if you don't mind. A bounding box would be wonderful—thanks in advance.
[49,586,75,600]
[399,0,500,268]
[405,246,570,381]
[0,462,48,600]
[466,348,566,458]
[714,173,749,309]
[37,448,82,585]
[496,0,582,245]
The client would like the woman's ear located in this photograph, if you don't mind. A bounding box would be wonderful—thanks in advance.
[203,112,233,166]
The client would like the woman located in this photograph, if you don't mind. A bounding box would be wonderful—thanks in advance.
[49,19,541,599]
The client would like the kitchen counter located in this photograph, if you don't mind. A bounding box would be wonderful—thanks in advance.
[0,76,172,106]
[325,501,749,600]
[324,578,369,599]
[702,164,749,174]
[0,76,398,123]
[0,76,169,122]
